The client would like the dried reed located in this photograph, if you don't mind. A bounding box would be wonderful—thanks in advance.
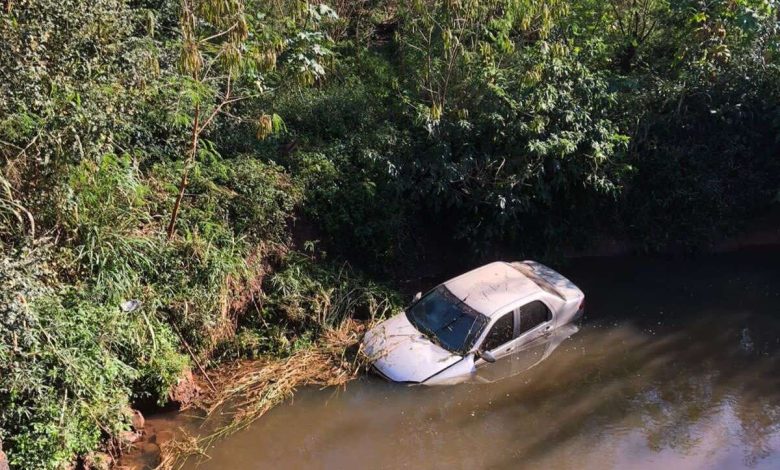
[155,319,369,469]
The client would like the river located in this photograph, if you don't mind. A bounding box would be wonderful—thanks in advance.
[146,248,780,469]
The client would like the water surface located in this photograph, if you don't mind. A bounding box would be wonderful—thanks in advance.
[187,250,780,469]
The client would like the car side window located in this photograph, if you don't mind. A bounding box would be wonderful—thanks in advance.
[517,301,552,335]
[482,313,514,351]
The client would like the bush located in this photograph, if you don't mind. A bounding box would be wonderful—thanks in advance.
[623,55,780,251]
[0,145,304,465]
[213,247,402,361]
[224,157,302,244]
[273,76,414,268]
[0,247,187,469]
[256,249,400,332]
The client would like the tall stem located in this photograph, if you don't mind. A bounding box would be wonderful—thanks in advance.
[166,102,200,240]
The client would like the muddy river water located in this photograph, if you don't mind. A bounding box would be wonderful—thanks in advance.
[157,249,780,469]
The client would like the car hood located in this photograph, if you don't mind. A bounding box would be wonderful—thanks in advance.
[362,312,463,383]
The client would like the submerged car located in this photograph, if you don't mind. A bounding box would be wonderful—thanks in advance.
[362,261,585,385]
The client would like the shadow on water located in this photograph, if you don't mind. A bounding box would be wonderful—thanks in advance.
[179,249,780,469]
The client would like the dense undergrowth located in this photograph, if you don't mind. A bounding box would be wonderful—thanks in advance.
[1,0,779,467]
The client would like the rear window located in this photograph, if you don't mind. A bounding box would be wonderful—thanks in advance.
[517,301,552,334]
[510,263,565,300]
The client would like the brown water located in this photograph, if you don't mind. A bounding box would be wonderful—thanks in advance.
[174,249,780,469]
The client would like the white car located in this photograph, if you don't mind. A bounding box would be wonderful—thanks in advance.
[362,261,585,385]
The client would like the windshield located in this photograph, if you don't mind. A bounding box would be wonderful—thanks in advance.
[405,286,489,355]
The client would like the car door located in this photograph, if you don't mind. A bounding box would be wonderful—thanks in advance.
[478,311,516,362]
[512,300,553,347]
[474,333,550,383]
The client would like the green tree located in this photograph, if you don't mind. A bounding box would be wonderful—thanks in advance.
[391,0,629,250]
[166,0,249,239]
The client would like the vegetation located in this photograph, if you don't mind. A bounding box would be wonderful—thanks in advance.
[0,0,778,467]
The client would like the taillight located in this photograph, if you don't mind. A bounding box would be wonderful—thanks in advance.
[573,298,586,321]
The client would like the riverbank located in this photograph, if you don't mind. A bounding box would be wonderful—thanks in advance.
[119,320,370,469]
[118,236,780,469]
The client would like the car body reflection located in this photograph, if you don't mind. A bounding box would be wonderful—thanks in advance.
[470,323,579,384]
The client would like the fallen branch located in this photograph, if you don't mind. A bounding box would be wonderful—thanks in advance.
[172,323,218,394]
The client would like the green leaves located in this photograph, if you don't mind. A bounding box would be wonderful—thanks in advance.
[386,12,630,248]
[261,250,400,333]
[0,246,187,469]
[398,0,570,126]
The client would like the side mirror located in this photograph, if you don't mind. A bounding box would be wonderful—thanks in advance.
[475,349,497,363]
[412,292,422,303]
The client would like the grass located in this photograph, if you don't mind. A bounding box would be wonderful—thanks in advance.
[147,249,401,469]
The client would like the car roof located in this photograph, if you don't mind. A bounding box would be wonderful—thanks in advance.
[442,262,542,317]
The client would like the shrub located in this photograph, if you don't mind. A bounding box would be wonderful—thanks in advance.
[623,55,780,251]
[0,246,187,469]
[273,76,413,268]
[256,249,401,332]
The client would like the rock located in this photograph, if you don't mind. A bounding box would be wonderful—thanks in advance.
[130,409,145,430]
[138,442,161,466]
[151,430,174,447]
[0,442,9,470]
[119,430,141,445]
[168,368,201,407]
[84,451,113,470]
[140,442,160,454]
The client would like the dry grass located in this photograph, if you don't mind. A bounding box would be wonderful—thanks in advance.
[155,319,370,470]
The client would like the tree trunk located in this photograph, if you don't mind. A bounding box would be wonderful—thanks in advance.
[618,43,636,74]
[166,103,200,240]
